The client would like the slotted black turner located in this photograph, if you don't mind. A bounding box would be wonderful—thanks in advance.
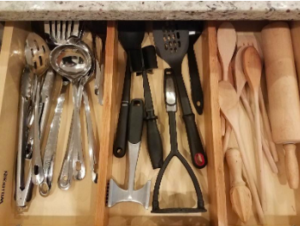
[153,21,207,169]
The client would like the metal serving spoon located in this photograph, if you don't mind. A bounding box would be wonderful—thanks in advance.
[50,37,92,189]
[25,33,50,185]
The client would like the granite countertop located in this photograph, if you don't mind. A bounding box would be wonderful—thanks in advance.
[0,1,299,21]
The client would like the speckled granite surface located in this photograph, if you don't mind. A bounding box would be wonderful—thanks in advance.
[0,1,299,21]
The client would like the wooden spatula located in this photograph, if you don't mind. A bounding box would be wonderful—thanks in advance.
[226,148,252,223]
[242,46,266,211]
[219,81,264,223]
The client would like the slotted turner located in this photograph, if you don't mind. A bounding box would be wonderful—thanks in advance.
[153,21,207,169]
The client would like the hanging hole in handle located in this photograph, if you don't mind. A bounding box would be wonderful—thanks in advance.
[76,161,82,171]
[63,175,68,181]
[196,101,201,107]
[39,182,50,197]
[34,165,39,175]
[133,100,141,107]
[194,153,205,167]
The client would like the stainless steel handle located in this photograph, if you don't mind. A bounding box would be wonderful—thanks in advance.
[31,79,44,185]
[72,84,86,180]
[40,82,68,196]
[83,89,98,183]
[58,111,75,190]
[40,69,55,140]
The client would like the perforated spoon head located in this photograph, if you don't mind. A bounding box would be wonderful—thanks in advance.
[242,46,262,92]
[217,22,237,81]
[25,33,50,76]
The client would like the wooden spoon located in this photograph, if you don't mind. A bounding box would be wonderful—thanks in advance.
[219,81,264,223]
[226,148,252,223]
[218,22,237,137]
[243,46,265,211]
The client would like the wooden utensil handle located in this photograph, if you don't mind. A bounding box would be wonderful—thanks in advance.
[259,88,278,162]
[234,130,264,223]
[226,148,245,187]
[283,144,299,189]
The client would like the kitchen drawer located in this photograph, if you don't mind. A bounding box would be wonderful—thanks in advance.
[0,21,225,226]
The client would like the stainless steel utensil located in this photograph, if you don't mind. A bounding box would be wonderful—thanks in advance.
[44,21,80,45]
[25,33,50,185]
[16,67,34,209]
[83,89,98,183]
[40,69,56,140]
[51,37,92,188]
[39,78,69,196]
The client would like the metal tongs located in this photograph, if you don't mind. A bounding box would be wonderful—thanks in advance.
[16,67,34,209]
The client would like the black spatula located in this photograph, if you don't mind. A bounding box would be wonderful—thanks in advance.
[153,21,207,169]
[113,21,145,158]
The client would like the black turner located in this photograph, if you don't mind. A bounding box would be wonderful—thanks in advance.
[153,21,208,169]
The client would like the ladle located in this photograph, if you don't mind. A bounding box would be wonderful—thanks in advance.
[50,37,92,189]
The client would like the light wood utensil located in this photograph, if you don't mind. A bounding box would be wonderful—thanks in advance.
[218,22,237,137]
[259,88,278,162]
[243,46,265,211]
[217,22,236,137]
[219,81,264,223]
[291,21,300,86]
[217,22,237,81]
[226,148,252,223]
[262,22,300,189]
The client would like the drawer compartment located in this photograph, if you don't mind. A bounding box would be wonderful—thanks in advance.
[96,22,225,226]
[0,21,230,226]
[0,21,113,226]
[214,21,300,226]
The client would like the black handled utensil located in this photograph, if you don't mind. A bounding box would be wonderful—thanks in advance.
[152,69,206,213]
[153,21,207,169]
[130,45,163,169]
[113,21,145,158]
[188,21,204,115]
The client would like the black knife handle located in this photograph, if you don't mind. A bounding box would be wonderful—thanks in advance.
[183,113,207,169]
[113,61,131,158]
[128,99,144,144]
[187,46,204,115]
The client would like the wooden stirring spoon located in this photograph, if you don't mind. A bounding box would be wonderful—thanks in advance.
[218,22,237,137]
[243,46,266,212]
[224,47,278,173]
[219,81,264,223]
[226,148,252,223]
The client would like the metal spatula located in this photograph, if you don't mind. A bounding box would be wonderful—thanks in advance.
[153,21,207,169]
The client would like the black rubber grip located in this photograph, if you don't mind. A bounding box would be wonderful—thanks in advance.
[183,113,207,169]
[113,60,131,158]
[113,103,130,157]
[146,112,163,169]
[187,46,204,115]
[128,99,144,144]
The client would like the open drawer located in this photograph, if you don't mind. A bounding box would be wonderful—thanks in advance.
[0,21,110,226]
[214,21,300,226]
[95,22,224,226]
[0,21,225,226]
